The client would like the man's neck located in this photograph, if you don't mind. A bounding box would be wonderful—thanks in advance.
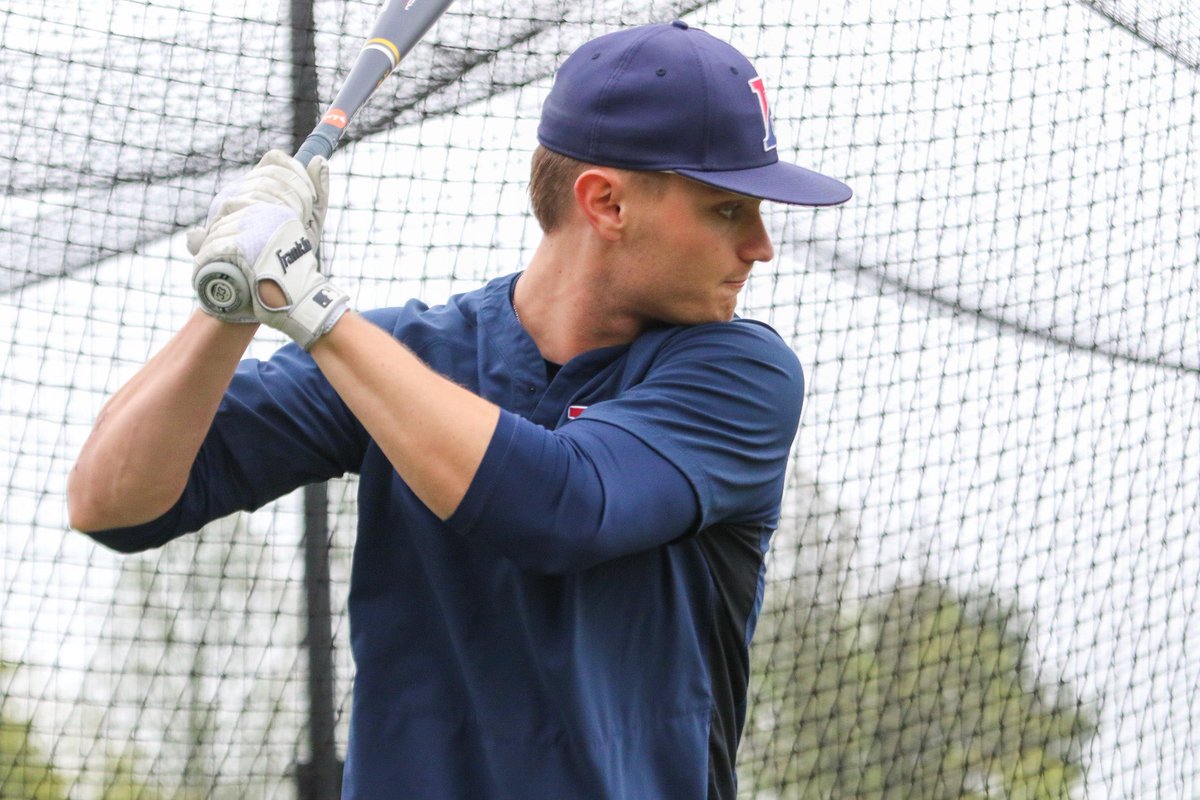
[514,234,646,365]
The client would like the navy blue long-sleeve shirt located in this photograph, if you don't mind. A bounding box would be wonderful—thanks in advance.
[88,272,803,799]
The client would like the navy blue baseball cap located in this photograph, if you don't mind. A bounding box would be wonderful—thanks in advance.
[537,20,852,206]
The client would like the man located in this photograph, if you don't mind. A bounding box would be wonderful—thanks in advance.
[69,20,850,799]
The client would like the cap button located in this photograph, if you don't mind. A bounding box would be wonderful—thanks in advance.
[671,19,689,29]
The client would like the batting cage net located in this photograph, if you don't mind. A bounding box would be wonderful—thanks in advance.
[2,0,1198,796]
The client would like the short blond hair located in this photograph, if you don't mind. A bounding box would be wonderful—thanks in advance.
[528,145,669,234]
[528,146,590,234]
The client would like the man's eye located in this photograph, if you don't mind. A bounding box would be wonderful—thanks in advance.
[717,204,740,220]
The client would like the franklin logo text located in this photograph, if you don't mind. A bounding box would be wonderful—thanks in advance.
[276,237,313,273]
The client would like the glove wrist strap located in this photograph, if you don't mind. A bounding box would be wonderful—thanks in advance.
[281,281,351,350]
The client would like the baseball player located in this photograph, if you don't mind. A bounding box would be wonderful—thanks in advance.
[69,21,851,799]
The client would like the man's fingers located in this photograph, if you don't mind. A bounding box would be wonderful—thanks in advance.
[206,152,319,228]
[305,155,329,197]
[185,227,207,257]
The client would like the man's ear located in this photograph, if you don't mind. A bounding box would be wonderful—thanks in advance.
[573,168,627,241]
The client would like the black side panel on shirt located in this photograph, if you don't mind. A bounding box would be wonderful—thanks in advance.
[697,521,768,800]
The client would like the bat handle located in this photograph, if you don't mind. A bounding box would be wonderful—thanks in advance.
[295,124,341,167]
[194,261,254,318]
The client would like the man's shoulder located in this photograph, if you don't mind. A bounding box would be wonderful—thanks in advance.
[358,284,489,339]
[633,317,801,377]
[358,274,515,338]
[358,299,432,333]
[610,316,804,433]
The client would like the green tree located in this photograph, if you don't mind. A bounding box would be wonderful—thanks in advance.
[742,579,1096,799]
[0,662,67,800]
[97,755,163,800]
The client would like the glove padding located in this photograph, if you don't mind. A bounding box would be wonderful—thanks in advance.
[197,149,330,247]
[188,150,349,348]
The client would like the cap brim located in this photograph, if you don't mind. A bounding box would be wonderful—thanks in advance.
[674,160,852,206]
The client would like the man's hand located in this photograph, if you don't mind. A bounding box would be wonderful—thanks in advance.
[188,150,349,349]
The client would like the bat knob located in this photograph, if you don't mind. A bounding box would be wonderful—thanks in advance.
[195,262,253,318]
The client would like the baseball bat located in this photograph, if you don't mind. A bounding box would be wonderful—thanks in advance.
[195,0,456,317]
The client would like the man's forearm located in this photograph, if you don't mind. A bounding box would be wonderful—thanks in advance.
[309,311,501,520]
[68,312,257,532]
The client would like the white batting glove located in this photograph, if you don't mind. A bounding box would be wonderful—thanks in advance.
[188,150,331,323]
[195,149,330,248]
[188,151,349,348]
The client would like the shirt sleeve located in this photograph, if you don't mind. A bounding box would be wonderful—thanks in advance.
[586,320,803,529]
[86,341,368,553]
[447,411,700,573]
[446,320,803,574]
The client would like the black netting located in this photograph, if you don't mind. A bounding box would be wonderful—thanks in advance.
[2,0,1197,796]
